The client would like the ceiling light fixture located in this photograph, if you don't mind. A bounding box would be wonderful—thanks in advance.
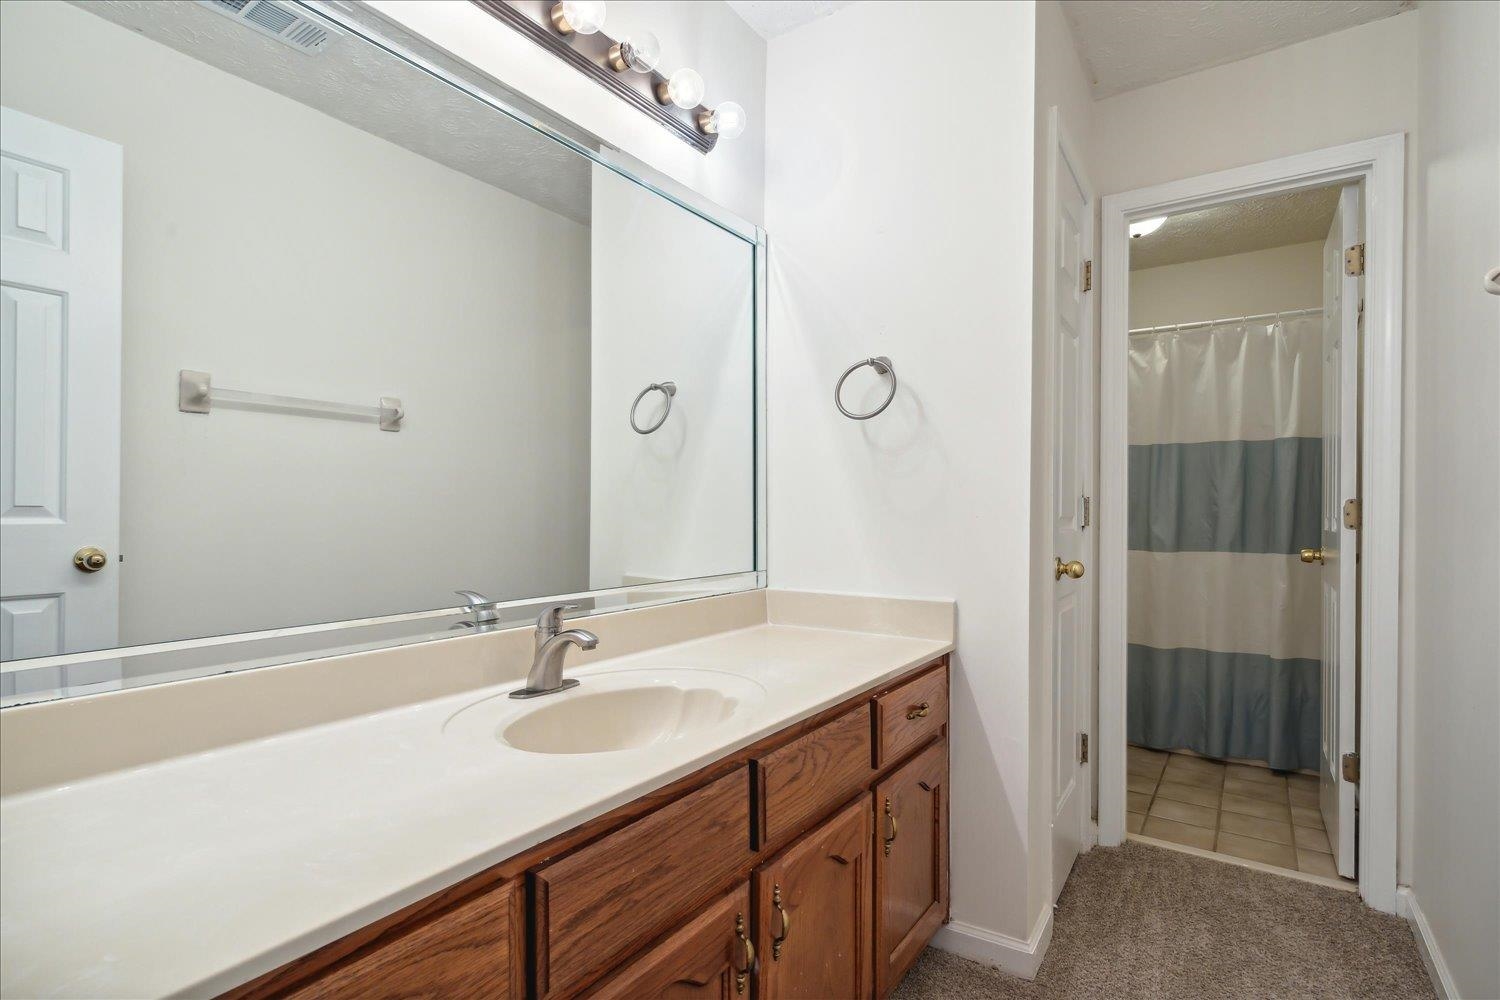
[1129,216,1168,239]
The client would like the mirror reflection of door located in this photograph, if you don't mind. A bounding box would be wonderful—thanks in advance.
[0,107,122,698]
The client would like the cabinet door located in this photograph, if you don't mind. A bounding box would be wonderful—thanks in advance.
[872,739,947,997]
[755,796,871,1000]
[588,883,755,1000]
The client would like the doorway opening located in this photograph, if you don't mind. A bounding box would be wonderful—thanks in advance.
[1097,135,1406,913]
[1121,181,1354,882]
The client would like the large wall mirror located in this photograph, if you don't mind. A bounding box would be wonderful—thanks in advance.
[0,0,763,704]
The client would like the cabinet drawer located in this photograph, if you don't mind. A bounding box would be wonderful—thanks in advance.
[284,878,522,1000]
[586,882,753,1000]
[873,665,948,767]
[756,704,872,846]
[533,765,753,998]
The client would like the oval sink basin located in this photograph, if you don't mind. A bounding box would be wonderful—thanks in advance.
[444,668,765,755]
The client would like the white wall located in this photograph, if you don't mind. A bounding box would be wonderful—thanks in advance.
[367,0,767,226]
[0,1,591,643]
[1409,3,1500,996]
[765,0,1043,950]
[588,164,755,587]
[1129,241,1323,328]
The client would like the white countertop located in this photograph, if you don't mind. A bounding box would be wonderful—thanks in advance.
[0,623,950,999]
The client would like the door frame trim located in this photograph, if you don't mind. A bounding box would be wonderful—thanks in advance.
[1096,133,1405,913]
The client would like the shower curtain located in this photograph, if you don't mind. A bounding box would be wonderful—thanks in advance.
[1127,314,1322,772]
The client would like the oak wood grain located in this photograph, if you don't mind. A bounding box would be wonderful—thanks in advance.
[754,796,872,1000]
[281,877,523,1000]
[756,705,873,847]
[873,666,948,768]
[585,882,753,1000]
[533,766,753,999]
[873,739,948,998]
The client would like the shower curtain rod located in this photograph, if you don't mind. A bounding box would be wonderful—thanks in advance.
[1128,306,1322,336]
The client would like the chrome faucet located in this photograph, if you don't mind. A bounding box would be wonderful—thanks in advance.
[453,590,502,629]
[510,603,598,699]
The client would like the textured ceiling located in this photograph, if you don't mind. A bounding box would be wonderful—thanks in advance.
[724,0,858,38]
[77,0,593,224]
[1129,184,1342,270]
[1062,0,1411,98]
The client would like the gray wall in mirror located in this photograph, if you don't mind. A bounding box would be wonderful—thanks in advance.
[0,0,761,699]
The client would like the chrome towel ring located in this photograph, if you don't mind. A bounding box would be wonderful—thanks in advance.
[835,356,897,420]
[630,380,677,434]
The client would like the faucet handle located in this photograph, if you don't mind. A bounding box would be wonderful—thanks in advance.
[535,602,580,634]
[454,590,490,608]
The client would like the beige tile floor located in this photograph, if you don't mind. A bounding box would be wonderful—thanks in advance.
[1127,745,1346,879]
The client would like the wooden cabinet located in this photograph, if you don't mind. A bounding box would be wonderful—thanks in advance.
[280,878,523,1000]
[230,657,949,1000]
[872,667,948,768]
[755,704,872,846]
[872,740,948,997]
[754,797,872,1000]
[586,883,755,1000]
[532,766,753,999]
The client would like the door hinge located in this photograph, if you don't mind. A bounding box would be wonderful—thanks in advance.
[1344,243,1366,276]
[1342,752,1360,783]
[1343,498,1362,530]
[1079,733,1089,765]
[1081,495,1091,529]
[1082,260,1092,293]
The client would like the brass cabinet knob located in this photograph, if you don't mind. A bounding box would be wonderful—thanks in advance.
[73,547,109,573]
[1300,548,1327,565]
[905,701,930,721]
[1054,557,1085,580]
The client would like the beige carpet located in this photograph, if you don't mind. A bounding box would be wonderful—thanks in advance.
[893,842,1433,1000]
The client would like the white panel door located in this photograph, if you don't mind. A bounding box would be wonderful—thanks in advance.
[0,107,123,697]
[1318,184,1360,878]
[1050,120,1094,900]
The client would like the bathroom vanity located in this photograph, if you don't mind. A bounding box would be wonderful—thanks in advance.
[227,656,949,1000]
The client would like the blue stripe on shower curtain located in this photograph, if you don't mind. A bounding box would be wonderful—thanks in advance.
[1127,316,1323,772]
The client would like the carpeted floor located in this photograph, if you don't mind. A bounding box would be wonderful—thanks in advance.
[893,841,1434,1000]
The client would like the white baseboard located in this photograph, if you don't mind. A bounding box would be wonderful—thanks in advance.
[929,906,1054,981]
[1396,886,1457,1000]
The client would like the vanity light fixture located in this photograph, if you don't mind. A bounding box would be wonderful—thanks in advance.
[608,30,660,73]
[1129,216,1168,238]
[698,101,747,139]
[476,1,741,154]
[657,67,705,110]
[549,0,605,35]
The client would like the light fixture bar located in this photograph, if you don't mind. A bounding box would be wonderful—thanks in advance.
[471,0,718,153]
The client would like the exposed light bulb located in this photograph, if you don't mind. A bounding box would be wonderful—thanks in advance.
[699,101,747,140]
[620,31,661,73]
[660,67,704,110]
[551,1,605,35]
[1129,216,1168,239]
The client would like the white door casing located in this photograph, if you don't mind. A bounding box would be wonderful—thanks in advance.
[0,106,123,697]
[1048,108,1094,901]
[1319,184,1360,878]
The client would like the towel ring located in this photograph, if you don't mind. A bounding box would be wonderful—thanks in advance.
[835,356,897,420]
[630,381,677,434]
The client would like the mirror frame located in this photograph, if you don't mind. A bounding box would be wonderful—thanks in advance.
[0,0,767,703]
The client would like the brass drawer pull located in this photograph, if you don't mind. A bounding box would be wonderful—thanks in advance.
[771,884,791,960]
[734,912,755,994]
[905,701,930,720]
[883,797,899,855]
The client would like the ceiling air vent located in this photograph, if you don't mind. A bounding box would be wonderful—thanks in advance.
[196,0,337,55]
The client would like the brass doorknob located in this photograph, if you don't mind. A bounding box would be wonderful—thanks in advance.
[1300,548,1326,565]
[1054,557,1085,580]
[73,547,109,573]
